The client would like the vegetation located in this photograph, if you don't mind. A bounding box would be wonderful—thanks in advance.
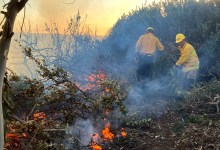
[2,0,220,149]
[4,46,127,149]
[18,11,101,79]
[100,0,219,80]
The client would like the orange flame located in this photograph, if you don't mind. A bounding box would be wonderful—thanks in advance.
[6,133,19,140]
[86,72,105,90]
[90,123,126,150]
[121,128,127,137]
[102,122,114,140]
[91,142,102,150]
[92,133,101,144]
[6,132,28,140]
[105,88,110,92]
[78,71,108,91]
[33,112,46,121]
[22,133,27,138]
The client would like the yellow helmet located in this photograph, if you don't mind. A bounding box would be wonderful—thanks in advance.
[175,33,186,43]
[146,27,154,32]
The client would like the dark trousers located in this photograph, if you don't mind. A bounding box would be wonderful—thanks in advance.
[137,54,154,81]
[180,70,198,90]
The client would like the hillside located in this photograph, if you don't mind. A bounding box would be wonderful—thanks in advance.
[3,0,220,149]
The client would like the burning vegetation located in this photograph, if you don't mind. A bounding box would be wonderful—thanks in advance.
[3,51,128,149]
[2,0,220,149]
[89,122,127,150]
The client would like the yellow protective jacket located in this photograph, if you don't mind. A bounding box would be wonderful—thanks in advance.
[136,33,164,55]
[176,43,199,72]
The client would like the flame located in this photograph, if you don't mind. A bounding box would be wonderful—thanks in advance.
[91,142,102,150]
[90,123,127,150]
[86,72,105,90]
[102,122,114,140]
[91,134,102,150]
[22,133,27,138]
[92,133,101,143]
[121,128,127,137]
[105,88,110,92]
[33,112,46,121]
[77,71,108,91]
[6,133,19,140]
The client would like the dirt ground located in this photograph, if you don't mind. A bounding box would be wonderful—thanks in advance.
[125,111,220,150]
[104,100,220,150]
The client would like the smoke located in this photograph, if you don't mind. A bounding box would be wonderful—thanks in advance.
[124,73,176,117]
[66,119,94,148]
[35,0,70,19]
[6,1,219,149]
[65,118,111,149]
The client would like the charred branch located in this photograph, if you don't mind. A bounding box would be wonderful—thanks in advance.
[26,105,36,121]
[8,114,25,124]
[0,11,7,15]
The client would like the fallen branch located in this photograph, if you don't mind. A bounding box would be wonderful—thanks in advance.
[8,114,25,124]
[207,94,220,113]
[43,129,66,132]
[26,105,36,121]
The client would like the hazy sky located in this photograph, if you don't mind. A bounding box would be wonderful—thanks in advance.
[0,0,159,36]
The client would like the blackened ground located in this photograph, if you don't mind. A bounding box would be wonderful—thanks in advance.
[102,100,220,150]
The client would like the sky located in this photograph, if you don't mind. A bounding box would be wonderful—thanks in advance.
[0,0,158,36]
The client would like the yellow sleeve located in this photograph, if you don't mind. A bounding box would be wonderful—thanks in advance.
[136,36,143,52]
[176,46,193,65]
[156,38,164,51]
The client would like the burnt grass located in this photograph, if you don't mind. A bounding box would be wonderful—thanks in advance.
[102,100,220,150]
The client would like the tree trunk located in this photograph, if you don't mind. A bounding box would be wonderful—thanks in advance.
[0,0,28,149]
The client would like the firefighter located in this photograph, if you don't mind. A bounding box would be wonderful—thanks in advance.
[175,33,200,90]
[136,27,164,81]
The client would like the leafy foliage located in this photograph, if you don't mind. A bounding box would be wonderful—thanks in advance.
[99,0,219,81]
[3,0,220,149]
[3,46,128,149]
[185,79,220,105]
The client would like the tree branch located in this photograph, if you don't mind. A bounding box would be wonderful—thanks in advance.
[17,0,29,12]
